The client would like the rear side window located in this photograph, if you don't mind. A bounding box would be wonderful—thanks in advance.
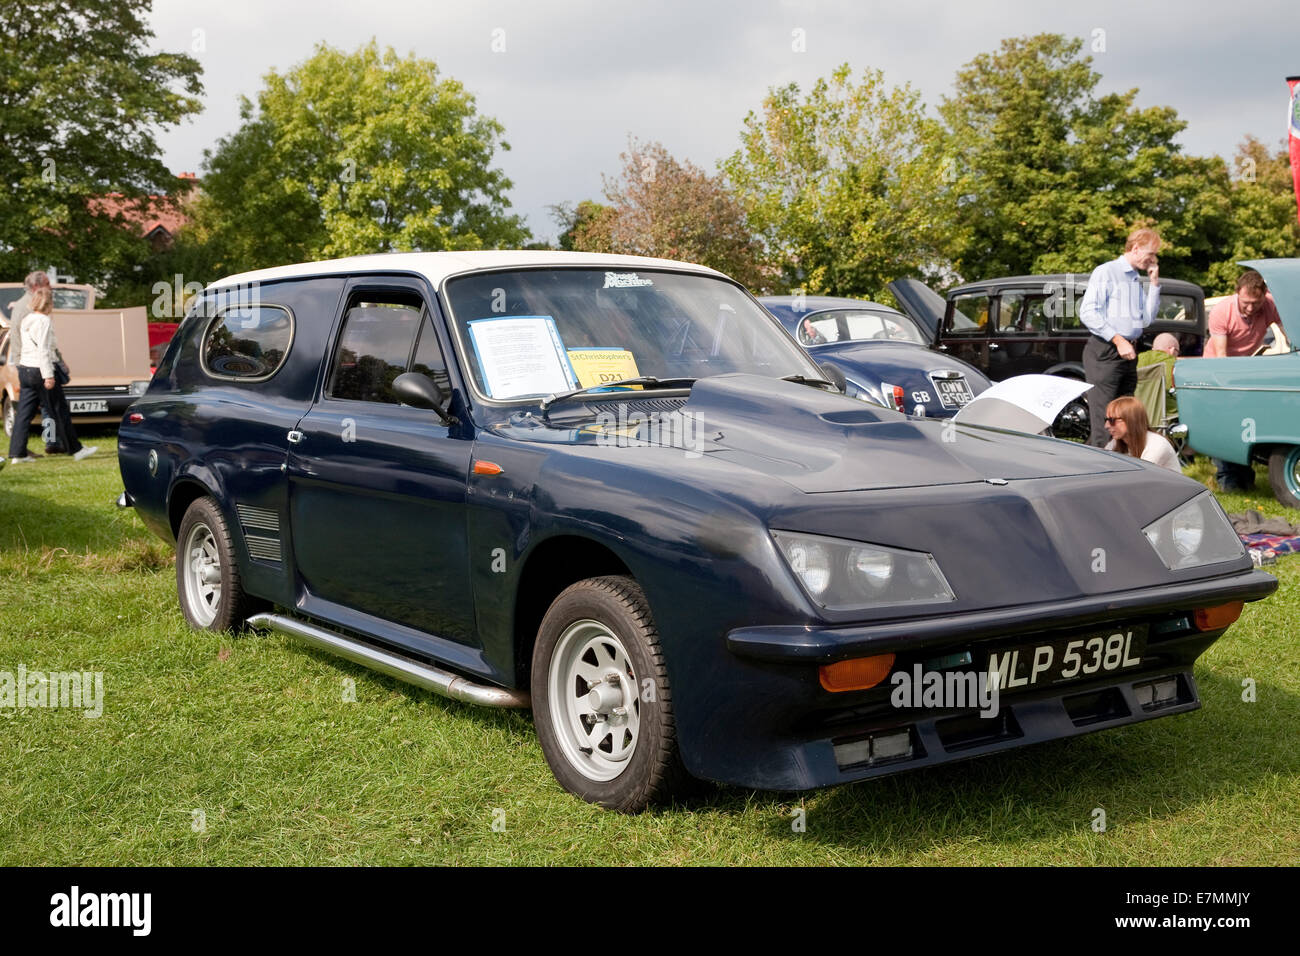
[1155,294,1198,324]
[203,305,294,379]
[327,296,424,403]
[946,294,990,334]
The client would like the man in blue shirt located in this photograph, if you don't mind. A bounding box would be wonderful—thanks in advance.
[1078,227,1162,446]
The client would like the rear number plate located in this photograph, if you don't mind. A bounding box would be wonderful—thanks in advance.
[986,626,1147,691]
[933,377,974,409]
[68,400,108,413]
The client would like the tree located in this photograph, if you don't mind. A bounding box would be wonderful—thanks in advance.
[564,140,766,290]
[550,200,611,252]
[722,65,959,301]
[940,34,1235,286]
[0,0,203,282]
[1203,137,1300,293]
[196,41,528,275]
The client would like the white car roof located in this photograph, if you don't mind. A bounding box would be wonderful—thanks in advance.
[208,250,727,291]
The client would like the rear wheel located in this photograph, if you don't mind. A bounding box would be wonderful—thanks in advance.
[176,496,262,631]
[2,395,13,438]
[530,575,691,811]
[1268,445,1300,509]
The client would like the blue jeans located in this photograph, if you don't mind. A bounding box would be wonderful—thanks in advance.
[1213,458,1255,492]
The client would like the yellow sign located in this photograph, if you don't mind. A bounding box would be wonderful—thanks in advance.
[566,348,641,389]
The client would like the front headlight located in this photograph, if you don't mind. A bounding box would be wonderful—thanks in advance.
[129,380,150,396]
[772,530,955,610]
[1142,493,1243,570]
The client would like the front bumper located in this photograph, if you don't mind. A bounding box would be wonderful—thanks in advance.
[689,569,1277,791]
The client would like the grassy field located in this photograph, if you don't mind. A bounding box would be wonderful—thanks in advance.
[1,430,1297,866]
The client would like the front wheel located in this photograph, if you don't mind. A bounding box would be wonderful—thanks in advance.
[175,496,262,631]
[530,576,691,811]
[2,395,13,437]
[1268,445,1300,509]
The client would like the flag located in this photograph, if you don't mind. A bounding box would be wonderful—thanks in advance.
[1289,77,1300,226]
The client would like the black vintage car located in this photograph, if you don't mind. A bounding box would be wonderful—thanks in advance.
[890,275,1207,439]
[119,251,1272,811]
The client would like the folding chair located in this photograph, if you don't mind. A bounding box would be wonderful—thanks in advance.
[1135,361,1187,458]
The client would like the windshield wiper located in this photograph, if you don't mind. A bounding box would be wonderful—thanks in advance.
[539,376,697,411]
[781,374,838,389]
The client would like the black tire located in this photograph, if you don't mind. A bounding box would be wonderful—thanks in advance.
[175,496,262,631]
[530,575,691,811]
[1267,445,1300,510]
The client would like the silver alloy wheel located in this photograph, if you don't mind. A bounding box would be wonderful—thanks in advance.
[2,397,13,437]
[548,619,641,781]
[182,520,222,627]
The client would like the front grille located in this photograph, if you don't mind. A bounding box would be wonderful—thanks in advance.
[63,385,129,398]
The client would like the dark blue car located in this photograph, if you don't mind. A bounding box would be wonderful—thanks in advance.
[119,252,1276,811]
[760,294,992,417]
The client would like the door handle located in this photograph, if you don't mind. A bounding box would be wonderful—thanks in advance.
[287,429,304,444]
[988,343,1000,351]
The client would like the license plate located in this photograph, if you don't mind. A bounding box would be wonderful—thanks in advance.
[68,400,108,413]
[985,625,1148,691]
[933,377,974,409]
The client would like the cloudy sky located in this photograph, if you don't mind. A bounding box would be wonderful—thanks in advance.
[149,0,1299,242]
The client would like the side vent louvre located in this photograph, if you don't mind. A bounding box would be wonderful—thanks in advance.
[245,535,283,564]
[236,503,283,565]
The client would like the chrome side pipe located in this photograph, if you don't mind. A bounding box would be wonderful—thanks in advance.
[247,613,530,709]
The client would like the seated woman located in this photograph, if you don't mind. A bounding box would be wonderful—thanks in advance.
[1103,396,1180,473]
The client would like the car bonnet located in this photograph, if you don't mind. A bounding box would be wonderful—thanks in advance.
[685,373,1137,493]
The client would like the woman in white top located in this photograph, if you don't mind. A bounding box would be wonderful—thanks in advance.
[6,287,94,463]
[1103,396,1181,473]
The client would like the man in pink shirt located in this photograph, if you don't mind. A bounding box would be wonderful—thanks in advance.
[1204,269,1281,357]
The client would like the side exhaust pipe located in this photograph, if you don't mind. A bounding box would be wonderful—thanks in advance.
[248,613,529,709]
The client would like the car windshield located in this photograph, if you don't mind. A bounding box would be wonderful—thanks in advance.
[797,309,927,346]
[444,268,820,401]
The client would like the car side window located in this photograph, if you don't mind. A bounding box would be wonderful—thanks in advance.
[328,294,424,404]
[797,315,840,345]
[946,294,990,334]
[203,304,294,379]
[410,313,452,397]
[995,293,1044,334]
[1155,294,1198,324]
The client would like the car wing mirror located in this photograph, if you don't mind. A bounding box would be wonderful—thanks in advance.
[818,361,847,394]
[393,372,457,425]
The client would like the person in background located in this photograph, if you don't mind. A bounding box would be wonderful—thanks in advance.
[1103,396,1180,473]
[1136,331,1180,417]
[6,286,95,464]
[3,270,65,455]
[1203,269,1280,358]
[1079,227,1162,447]
[1202,270,1279,490]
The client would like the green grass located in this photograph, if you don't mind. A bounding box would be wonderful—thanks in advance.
[1,431,1297,865]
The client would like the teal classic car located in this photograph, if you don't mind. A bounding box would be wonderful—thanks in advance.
[1175,259,1300,507]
